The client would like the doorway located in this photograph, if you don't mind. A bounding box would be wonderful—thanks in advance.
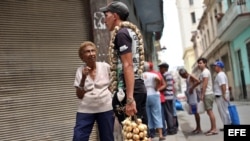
[237,50,247,99]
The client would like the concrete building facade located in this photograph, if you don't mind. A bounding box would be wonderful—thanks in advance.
[176,0,204,73]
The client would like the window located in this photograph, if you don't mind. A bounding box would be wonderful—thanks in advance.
[247,42,250,70]
[189,0,194,5]
[210,16,215,37]
[204,35,207,49]
[221,54,230,71]
[207,29,210,44]
[191,12,196,23]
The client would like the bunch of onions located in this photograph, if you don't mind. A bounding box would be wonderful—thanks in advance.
[121,116,148,141]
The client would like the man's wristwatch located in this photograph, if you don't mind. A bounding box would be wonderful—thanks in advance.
[126,98,134,105]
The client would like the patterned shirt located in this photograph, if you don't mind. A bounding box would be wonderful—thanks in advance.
[162,71,174,100]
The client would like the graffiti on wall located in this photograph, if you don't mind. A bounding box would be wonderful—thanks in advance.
[94,12,106,29]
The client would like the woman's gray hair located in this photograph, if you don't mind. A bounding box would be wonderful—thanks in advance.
[179,68,187,75]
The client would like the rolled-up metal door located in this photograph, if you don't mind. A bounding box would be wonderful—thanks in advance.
[0,0,99,140]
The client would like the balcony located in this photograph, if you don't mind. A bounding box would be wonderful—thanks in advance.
[217,1,250,41]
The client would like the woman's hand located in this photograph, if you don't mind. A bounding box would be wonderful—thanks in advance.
[82,66,91,76]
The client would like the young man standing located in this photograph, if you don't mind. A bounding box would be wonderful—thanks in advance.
[100,1,147,126]
[212,60,231,131]
[197,58,218,136]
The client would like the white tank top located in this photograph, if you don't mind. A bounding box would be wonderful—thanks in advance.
[143,72,160,95]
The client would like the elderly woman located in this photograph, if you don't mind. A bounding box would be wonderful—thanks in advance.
[73,41,114,141]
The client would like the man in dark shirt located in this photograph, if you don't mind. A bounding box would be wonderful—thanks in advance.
[100,1,147,126]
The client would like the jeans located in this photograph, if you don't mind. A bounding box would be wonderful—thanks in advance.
[162,100,177,134]
[73,110,114,141]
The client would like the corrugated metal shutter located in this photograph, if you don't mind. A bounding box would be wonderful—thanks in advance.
[0,0,98,141]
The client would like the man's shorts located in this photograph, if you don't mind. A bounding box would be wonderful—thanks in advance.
[204,94,215,110]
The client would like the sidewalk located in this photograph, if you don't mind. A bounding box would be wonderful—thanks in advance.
[152,128,187,141]
[115,101,250,141]
[153,100,250,141]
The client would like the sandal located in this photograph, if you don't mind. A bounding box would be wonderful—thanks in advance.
[192,130,202,134]
[205,131,218,136]
[205,130,212,134]
[159,137,166,141]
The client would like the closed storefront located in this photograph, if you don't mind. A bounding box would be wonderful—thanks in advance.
[0,0,98,140]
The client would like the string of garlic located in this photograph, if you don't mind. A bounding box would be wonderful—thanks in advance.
[109,21,145,94]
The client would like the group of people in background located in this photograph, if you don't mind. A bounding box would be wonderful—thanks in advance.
[70,1,232,141]
[179,57,231,136]
[143,61,179,140]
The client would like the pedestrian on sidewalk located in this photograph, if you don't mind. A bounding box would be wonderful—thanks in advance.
[143,62,166,140]
[197,58,218,136]
[100,1,150,139]
[179,68,202,134]
[72,41,114,141]
[212,60,231,131]
[148,62,168,137]
[100,0,147,123]
[158,62,178,135]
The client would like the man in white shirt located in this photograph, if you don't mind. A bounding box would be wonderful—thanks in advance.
[197,58,218,136]
[212,60,231,131]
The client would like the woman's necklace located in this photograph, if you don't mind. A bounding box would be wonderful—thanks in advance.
[109,21,145,94]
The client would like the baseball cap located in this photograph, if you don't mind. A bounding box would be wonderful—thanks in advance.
[158,62,169,69]
[213,60,224,68]
[100,1,129,18]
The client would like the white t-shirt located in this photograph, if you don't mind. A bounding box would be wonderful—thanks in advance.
[142,72,160,95]
[73,62,113,113]
[199,68,213,95]
[213,71,229,95]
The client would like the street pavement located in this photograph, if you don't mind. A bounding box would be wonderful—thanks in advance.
[152,101,250,141]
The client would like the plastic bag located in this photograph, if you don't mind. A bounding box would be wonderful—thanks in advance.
[197,101,205,114]
[175,99,184,111]
[228,102,240,125]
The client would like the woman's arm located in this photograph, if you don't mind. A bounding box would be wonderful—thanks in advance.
[154,76,161,91]
[158,76,167,92]
[75,71,88,99]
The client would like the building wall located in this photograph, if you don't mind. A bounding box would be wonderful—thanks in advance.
[183,46,196,73]
[176,0,204,51]
[231,27,250,99]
